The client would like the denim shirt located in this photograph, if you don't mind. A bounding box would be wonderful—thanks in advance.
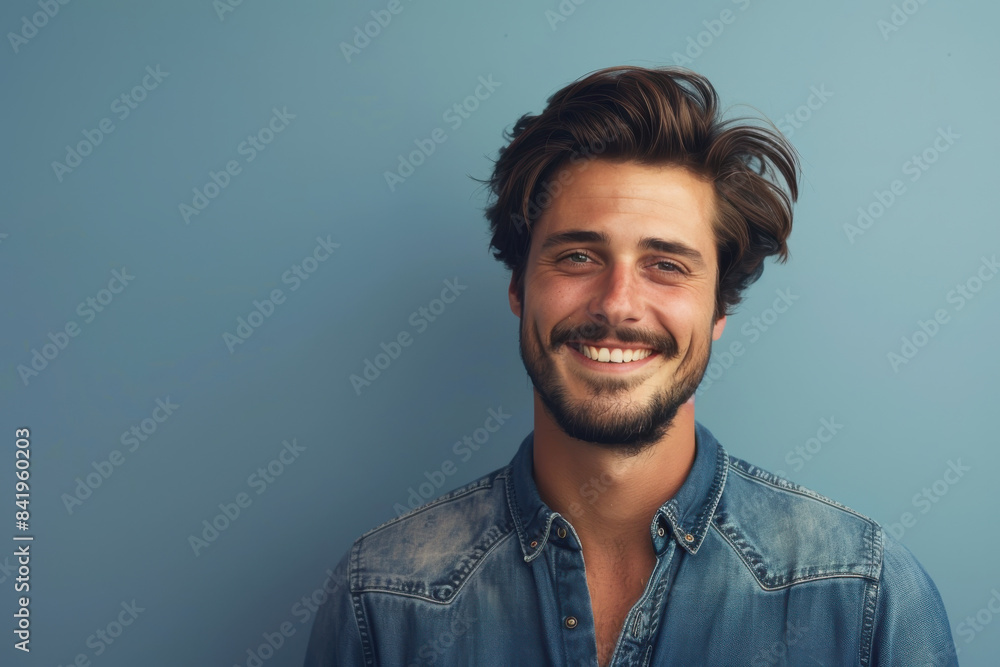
[304,422,958,666]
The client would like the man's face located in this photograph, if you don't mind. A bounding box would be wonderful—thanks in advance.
[508,159,727,455]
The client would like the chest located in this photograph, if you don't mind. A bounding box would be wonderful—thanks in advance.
[587,565,652,666]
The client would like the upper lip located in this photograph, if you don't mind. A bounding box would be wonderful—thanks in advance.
[568,340,657,351]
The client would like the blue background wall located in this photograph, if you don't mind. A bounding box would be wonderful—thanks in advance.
[1,0,997,664]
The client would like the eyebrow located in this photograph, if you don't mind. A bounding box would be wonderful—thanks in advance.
[539,230,706,268]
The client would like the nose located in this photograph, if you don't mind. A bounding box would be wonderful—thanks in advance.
[588,261,642,327]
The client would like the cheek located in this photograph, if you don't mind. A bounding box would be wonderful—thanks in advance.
[530,281,583,321]
[654,296,702,337]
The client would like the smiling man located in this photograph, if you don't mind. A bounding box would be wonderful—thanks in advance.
[305,66,957,666]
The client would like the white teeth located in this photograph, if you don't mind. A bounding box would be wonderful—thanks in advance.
[578,344,653,363]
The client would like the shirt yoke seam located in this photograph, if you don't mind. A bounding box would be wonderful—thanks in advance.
[726,461,878,525]
[709,520,879,590]
[358,470,506,540]
[353,529,518,603]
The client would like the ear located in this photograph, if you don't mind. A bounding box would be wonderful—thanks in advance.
[711,314,727,341]
[508,274,522,318]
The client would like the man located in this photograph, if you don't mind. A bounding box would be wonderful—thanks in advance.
[305,66,957,666]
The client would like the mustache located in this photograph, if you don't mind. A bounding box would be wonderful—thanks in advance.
[550,320,678,357]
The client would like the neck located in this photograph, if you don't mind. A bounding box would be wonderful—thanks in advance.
[531,393,697,553]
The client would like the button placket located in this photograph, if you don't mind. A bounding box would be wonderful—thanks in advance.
[630,611,643,637]
[549,539,596,662]
[610,538,679,663]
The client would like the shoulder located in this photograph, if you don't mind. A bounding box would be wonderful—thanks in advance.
[714,455,883,588]
[344,465,516,603]
[714,456,955,664]
[869,531,956,664]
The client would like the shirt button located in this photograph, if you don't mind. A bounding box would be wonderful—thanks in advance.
[529,540,538,548]
[564,616,578,629]
[557,527,567,539]
[684,533,694,542]
[656,526,665,537]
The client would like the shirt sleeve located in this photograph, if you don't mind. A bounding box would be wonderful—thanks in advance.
[869,530,958,666]
[303,546,367,667]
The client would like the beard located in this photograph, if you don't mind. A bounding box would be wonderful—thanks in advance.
[518,315,713,457]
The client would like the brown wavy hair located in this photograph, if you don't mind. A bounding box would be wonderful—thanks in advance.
[478,65,799,319]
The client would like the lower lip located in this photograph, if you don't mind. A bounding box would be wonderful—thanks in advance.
[566,344,659,372]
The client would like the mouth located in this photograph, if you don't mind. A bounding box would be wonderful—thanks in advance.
[567,341,659,366]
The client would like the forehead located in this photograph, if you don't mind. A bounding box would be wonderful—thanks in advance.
[532,159,718,252]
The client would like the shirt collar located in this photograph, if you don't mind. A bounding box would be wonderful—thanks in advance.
[504,420,729,562]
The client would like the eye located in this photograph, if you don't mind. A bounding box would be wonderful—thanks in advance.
[560,251,593,265]
[654,260,683,273]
